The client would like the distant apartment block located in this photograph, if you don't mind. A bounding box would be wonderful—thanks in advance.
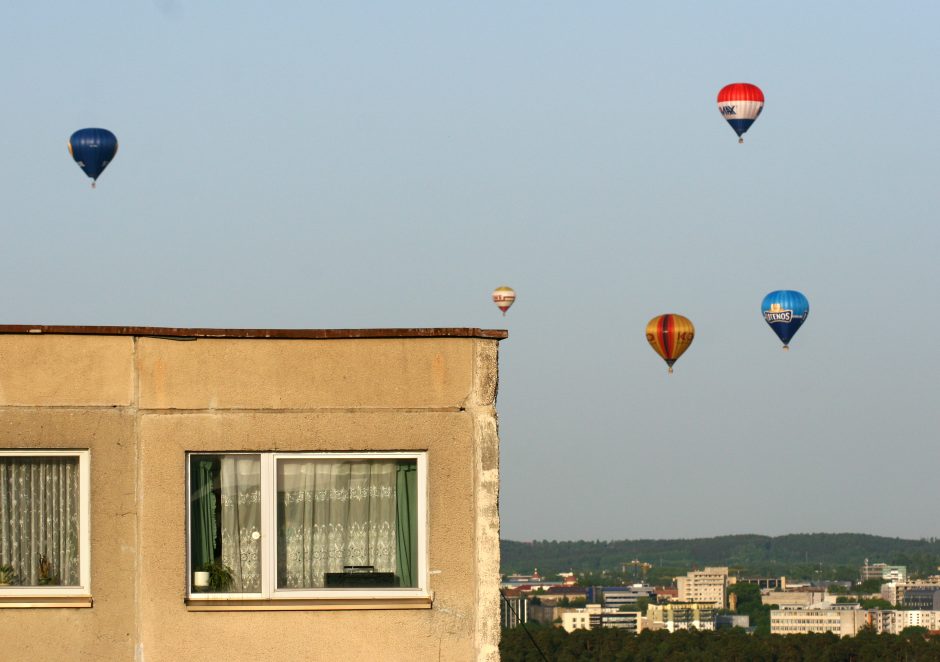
[561,604,643,634]
[501,569,565,592]
[900,588,940,610]
[654,585,679,601]
[870,610,940,634]
[536,586,589,604]
[860,560,907,583]
[735,576,787,591]
[598,610,643,633]
[762,589,834,609]
[500,590,528,629]
[503,569,543,584]
[646,602,717,632]
[528,603,572,627]
[562,608,592,632]
[770,604,867,637]
[676,567,732,608]
[586,584,656,608]
[881,578,940,606]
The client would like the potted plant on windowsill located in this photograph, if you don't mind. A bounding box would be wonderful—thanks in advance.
[0,564,16,586]
[195,561,235,593]
[38,554,59,586]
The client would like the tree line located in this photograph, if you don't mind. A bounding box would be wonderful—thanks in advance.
[502,533,940,580]
[501,627,940,661]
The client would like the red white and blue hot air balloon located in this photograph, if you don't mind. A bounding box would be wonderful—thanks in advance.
[717,83,763,143]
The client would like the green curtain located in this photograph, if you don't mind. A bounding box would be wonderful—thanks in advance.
[395,462,418,587]
[190,460,217,569]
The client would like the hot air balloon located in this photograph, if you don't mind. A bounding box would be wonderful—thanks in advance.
[717,83,763,143]
[68,128,118,187]
[761,290,809,350]
[492,286,515,316]
[646,314,694,374]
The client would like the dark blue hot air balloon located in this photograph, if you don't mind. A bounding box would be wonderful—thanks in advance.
[761,290,809,350]
[68,128,118,188]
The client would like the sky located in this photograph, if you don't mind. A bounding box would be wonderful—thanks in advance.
[2,2,939,541]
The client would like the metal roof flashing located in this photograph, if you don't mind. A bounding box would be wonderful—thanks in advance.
[0,325,508,341]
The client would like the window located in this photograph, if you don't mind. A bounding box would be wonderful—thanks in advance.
[0,450,91,597]
[186,452,426,601]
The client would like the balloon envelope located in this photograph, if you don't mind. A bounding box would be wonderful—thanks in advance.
[492,286,515,315]
[717,83,763,141]
[761,290,809,348]
[69,128,118,182]
[646,314,695,373]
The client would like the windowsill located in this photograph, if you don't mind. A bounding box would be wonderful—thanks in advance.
[185,594,433,611]
[0,595,93,608]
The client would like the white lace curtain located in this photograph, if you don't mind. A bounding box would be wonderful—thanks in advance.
[0,457,80,586]
[199,457,400,592]
[220,456,262,592]
[278,460,397,588]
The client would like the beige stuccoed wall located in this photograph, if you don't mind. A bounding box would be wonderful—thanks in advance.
[0,332,503,662]
[139,412,478,661]
[136,337,475,410]
[0,335,135,406]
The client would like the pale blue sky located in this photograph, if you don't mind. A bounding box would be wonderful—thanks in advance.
[2,2,938,540]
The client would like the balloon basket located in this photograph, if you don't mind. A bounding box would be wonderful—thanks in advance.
[738,137,744,144]
[91,181,96,189]
[782,345,789,351]
[667,367,673,374]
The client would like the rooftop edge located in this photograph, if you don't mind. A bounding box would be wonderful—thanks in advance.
[0,326,508,341]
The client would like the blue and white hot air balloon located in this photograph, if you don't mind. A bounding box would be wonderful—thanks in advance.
[68,128,118,188]
[761,290,809,350]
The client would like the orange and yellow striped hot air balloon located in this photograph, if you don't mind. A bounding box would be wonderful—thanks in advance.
[645,314,695,374]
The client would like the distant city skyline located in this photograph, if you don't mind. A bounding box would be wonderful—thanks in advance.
[3,2,939,540]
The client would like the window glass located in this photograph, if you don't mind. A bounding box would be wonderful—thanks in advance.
[276,458,418,589]
[0,456,81,587]
[189,454,262,593]
[187,452,424,599]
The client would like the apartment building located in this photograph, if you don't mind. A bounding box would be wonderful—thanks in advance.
[860,560,907,583]
[561,604,644,634]
[562,607,593,632]
[770,604,867,636]
[646,602,717,632]
[0,326,506,662]
[882,578,940,606]
[762,589,834,609]
[900,588,940,610]
[586,584,656,608]
[735,576,786,591]
[869,609,940,634]
[528,602,572,626]
[676,567,732,608]
[500,590,528,629]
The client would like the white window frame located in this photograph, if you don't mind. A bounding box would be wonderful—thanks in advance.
[0,449,91,598]
[185,451,428,601]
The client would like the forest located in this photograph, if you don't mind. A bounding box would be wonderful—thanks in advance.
[502,534,940,582]
[500,627,940,661]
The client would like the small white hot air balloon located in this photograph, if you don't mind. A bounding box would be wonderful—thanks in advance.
[492,286,516,316]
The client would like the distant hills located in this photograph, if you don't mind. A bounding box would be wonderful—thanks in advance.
[501,534,940,580]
